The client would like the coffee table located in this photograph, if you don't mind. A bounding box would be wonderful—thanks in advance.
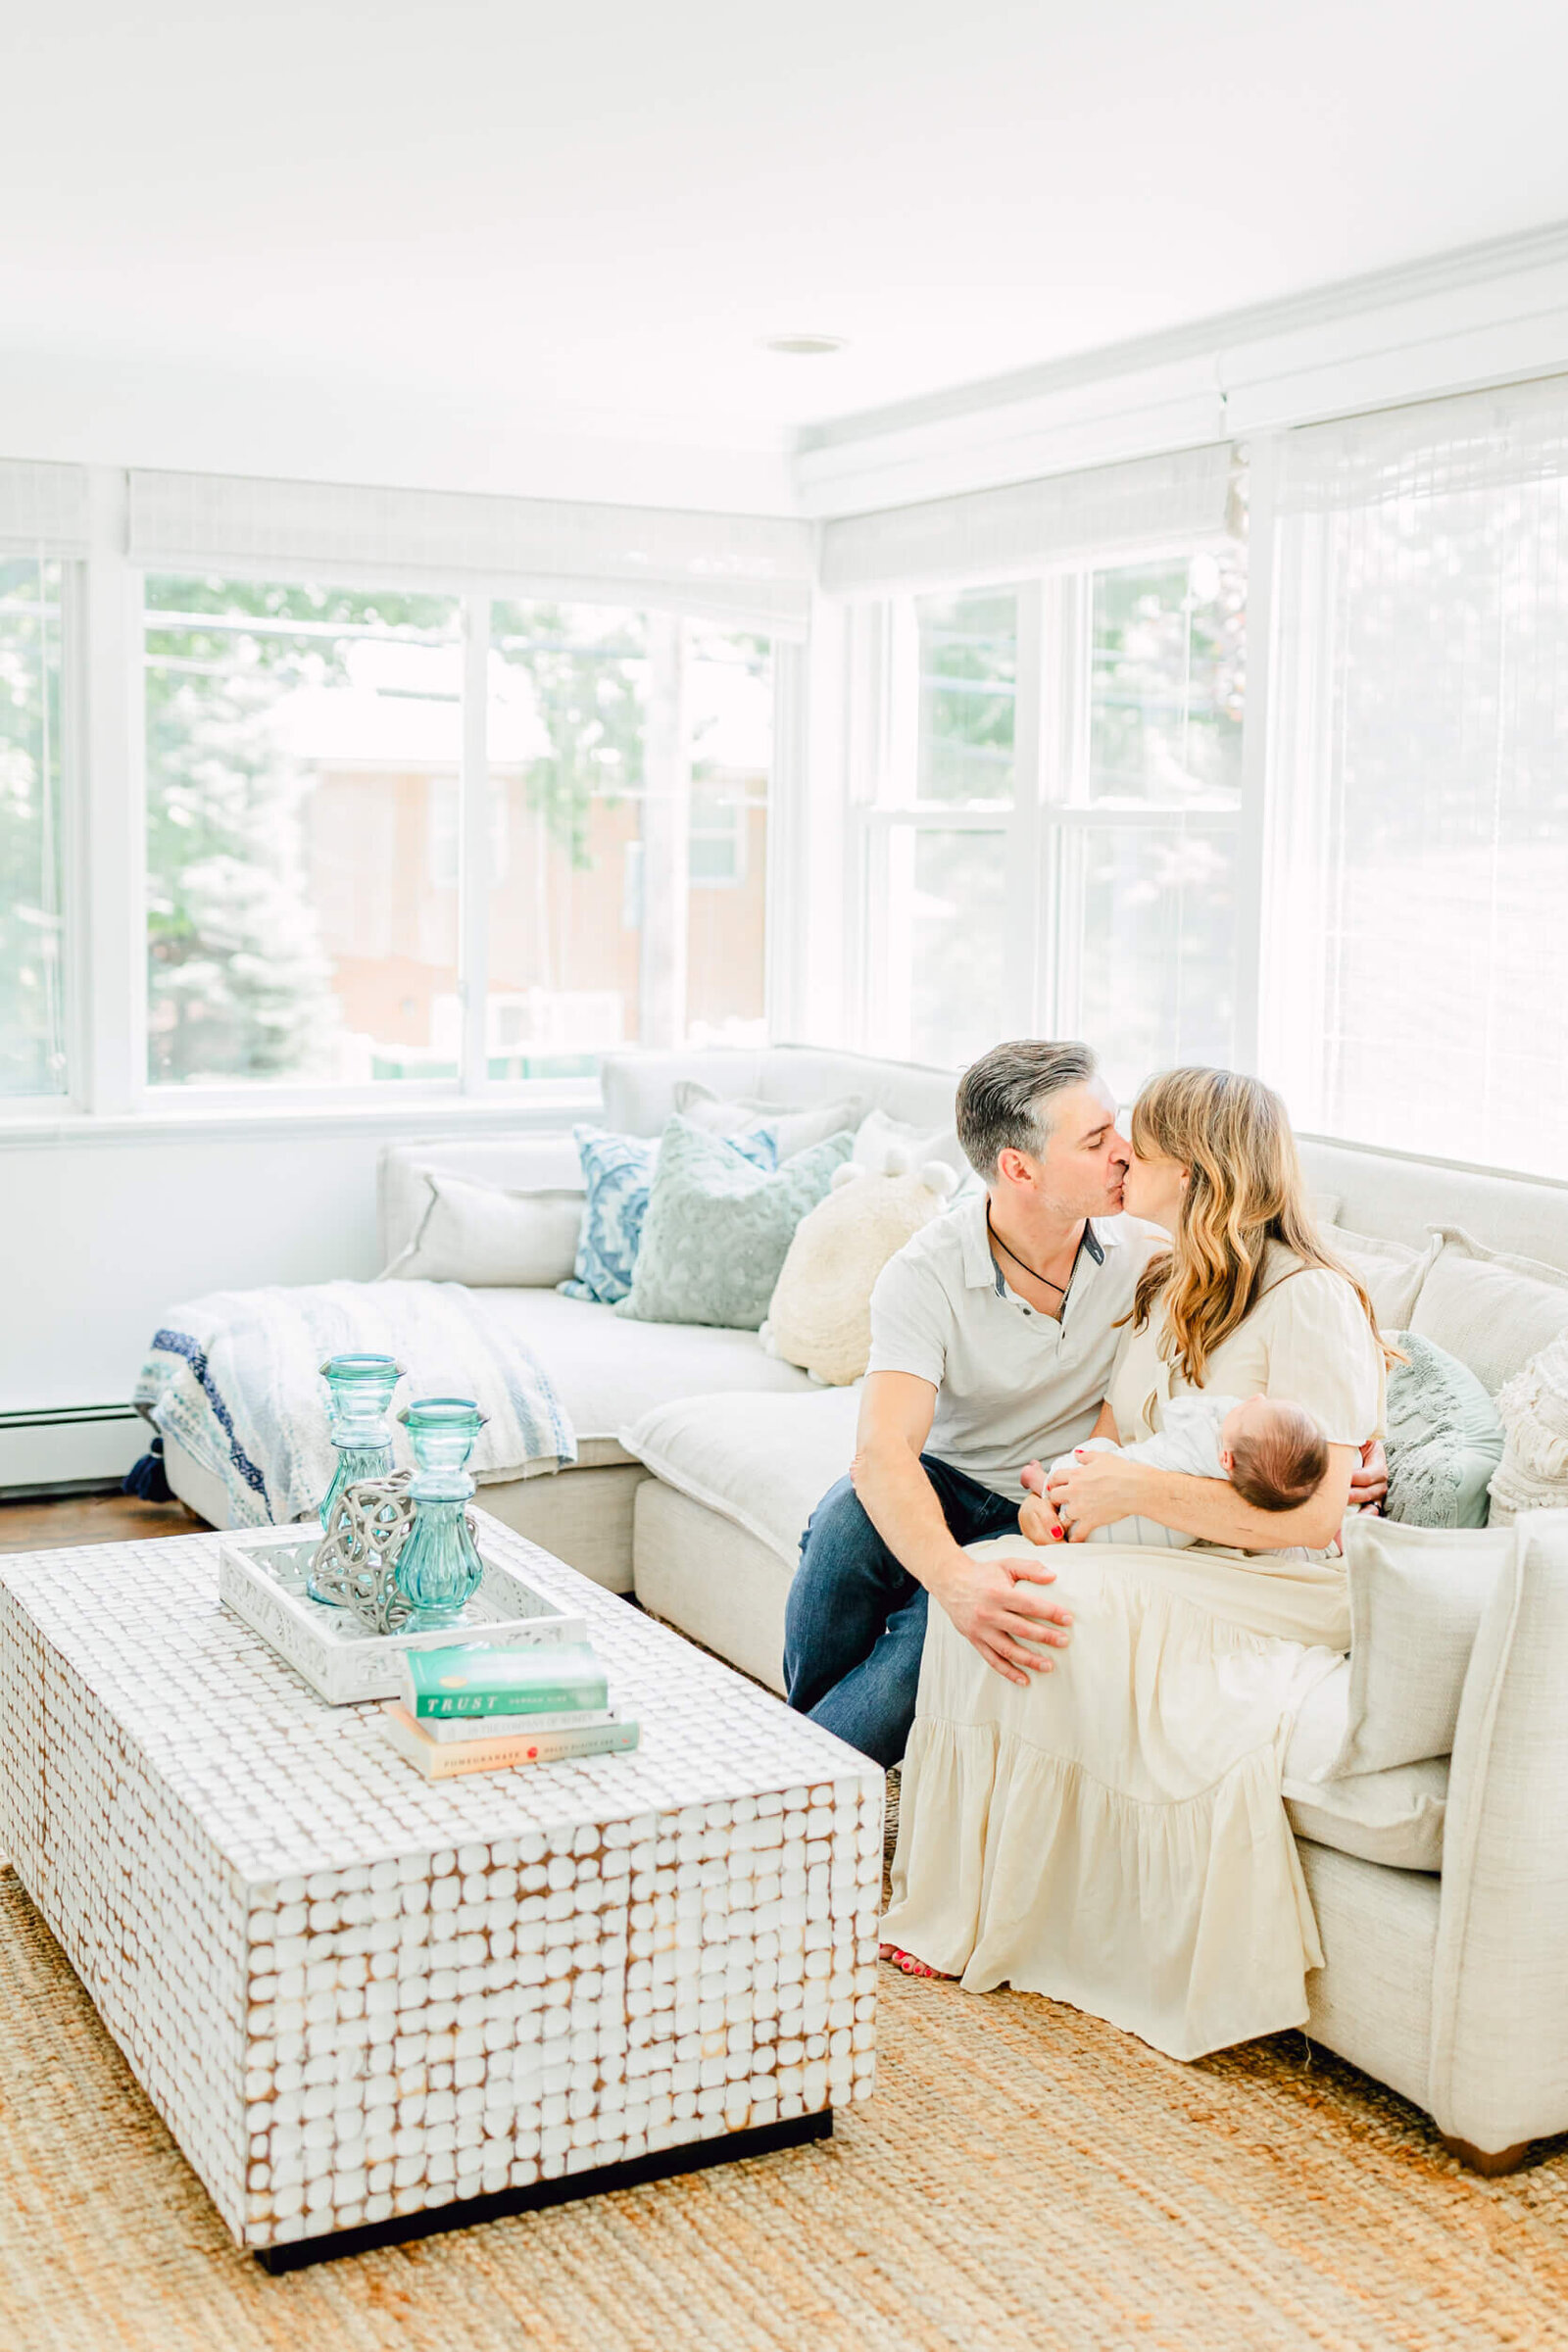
[0,1511,882,2267]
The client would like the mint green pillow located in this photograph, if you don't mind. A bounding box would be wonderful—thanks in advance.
[1384,1330,1505,1529]
[615,1117,854,1329]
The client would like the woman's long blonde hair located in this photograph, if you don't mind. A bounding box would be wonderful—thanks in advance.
[1128,1067,1393,1386]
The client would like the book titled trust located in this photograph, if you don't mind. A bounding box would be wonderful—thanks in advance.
[399,1641,610,1720]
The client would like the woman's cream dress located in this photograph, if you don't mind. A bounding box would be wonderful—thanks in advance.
[878,1250,1385,2061]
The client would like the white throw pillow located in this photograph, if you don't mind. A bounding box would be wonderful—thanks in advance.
[1488,1333,1568,1524]
[1281,1661,1447,1871]
[380,1170,585,1288]
[763,1155,957,1386]
[1327,1518,1516,1778]
[852,1104,969,1185]
[672,1080,866,1163]
[1410,1225,1568,1396]
[1328,1225,1440,1331]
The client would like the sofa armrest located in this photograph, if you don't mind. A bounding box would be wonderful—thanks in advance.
[1428,1509,1568,2152]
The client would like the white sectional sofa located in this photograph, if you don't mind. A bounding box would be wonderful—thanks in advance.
[166,1044,1568,2166]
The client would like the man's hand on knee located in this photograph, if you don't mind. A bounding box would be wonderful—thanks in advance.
[930,1551,1073,1688]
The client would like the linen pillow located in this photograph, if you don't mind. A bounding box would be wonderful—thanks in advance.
[562,1122,774,1304]
[1326,1518,1515,1778]
[673,1080,865,1164]
[1328,1226,1441,1331]
[616,1117,854,1330]
[1409,1226,1568,1396]
[1382,1330,1504,1529]
[1281,1663,1447,1872]
[380,1170,584,1288]
[1488,1332,1568,1524]
[763,1155,957,1386]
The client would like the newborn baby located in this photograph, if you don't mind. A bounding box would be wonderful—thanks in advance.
[1019,1392,1329,1550]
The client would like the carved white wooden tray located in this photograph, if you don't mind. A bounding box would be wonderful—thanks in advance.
[218,1527,589,1706]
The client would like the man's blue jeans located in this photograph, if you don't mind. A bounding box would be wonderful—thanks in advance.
[783,1456,1021,1769]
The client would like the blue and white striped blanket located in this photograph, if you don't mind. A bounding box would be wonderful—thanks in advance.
[133,1280,576,1528]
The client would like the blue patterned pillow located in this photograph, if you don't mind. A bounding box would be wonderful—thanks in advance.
[560,1122,774,1305]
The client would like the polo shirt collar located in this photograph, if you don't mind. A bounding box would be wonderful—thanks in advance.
[962,1197,1122,1294]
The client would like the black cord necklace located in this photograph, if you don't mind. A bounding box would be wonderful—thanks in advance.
[986,1203,1076,1298]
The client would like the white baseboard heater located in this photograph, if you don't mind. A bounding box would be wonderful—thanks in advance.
[0,1404,147,1497]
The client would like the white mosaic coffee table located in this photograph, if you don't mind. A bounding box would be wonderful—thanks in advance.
[0,1511,883,2267]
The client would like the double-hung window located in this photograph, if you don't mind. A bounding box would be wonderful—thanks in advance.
[848,451,1248,1101]
[143,580,777,1093]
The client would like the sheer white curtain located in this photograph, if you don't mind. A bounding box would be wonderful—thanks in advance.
[1260,376,1568,1180]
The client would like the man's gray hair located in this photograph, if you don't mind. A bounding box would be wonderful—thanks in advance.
[956,1040,1100,1183]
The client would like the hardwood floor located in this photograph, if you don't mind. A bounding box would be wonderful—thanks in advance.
[0,1492,211,1554]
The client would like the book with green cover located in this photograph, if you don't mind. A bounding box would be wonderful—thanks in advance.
[399,1641,609,1720]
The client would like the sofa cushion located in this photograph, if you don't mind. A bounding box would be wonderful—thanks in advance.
[478,1287,816,1463]
[616,1120,853,1331]
[673,1079,867,1162]
[1330,1227,1440,1331]
[1329,1518,1515,1776]
[1281,1663,1446,1872]
[1410,1226,1568,1396]
[619,1385,861,1561]
[1383,1331,1504,1529]
[381,1169,584,1288]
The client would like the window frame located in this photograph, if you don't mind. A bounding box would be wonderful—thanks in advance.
[847,553,1262,1085]
[0,539,796,1129]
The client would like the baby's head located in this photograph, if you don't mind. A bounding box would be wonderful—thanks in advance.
[1218,1395,1329,1513]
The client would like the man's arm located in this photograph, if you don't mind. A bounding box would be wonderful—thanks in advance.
[852,1372,1074,1687]
[1046,1442,1356,1552]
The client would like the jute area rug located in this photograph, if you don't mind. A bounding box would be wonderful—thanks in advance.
[2,1867,1565,2352]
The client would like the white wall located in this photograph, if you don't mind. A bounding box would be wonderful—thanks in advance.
[0,1104,583,1489]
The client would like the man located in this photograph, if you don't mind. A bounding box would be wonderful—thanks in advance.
[783,1039,1159,1769]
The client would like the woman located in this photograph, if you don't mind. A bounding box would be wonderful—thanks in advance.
[877,1068,1391,2061]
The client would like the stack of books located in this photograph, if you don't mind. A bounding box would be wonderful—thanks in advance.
[379,1641,639,1780]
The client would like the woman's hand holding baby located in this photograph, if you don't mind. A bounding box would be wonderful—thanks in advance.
[1046,1447,1153,1541]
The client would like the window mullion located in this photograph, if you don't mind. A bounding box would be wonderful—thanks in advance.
[82,468,144,1115]
[1232,436,1279,1077]
[459,593,491,1096]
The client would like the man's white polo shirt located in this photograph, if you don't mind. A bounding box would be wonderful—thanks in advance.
[865,1192,1162,1503]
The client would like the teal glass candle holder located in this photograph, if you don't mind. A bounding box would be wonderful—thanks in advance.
[309,1354,404,1606]
[392,1397,488,1630]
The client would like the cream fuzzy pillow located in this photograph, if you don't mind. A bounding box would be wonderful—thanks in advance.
[761,1145,956,1386]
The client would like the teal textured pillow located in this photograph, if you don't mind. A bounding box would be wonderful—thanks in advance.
[615,1117,854,1329]
[561,1121,773,1305]
[1384,1330,1505,1529]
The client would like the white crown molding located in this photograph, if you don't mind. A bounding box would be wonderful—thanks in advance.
[794,220,1568,519]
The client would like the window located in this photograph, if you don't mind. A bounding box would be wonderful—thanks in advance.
[861,589,1016,1069]
[859,546,1247,1092]
[145,580,465,1086]
[144,582,776,1090]
[0,557,66,1098]
[1057,548,1246,1097]
[1263,382,1568,1180]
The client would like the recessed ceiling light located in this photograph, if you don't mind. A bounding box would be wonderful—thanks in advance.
[760,334,848,357]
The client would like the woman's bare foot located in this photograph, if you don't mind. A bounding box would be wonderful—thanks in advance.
[879,1942,956,1981]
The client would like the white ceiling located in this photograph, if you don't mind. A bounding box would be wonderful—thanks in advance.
[5,0,1568,492]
